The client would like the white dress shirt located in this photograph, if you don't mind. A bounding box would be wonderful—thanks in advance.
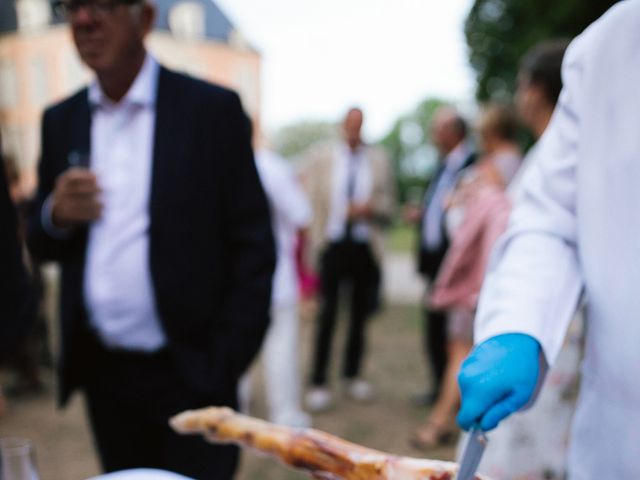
[255,149,312,306]
[83,55,166,351]
[325,144,373,242]
[475,3,640,477]
[423,141,471,250]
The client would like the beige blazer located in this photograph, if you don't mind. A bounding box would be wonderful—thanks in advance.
[299,142,396,268]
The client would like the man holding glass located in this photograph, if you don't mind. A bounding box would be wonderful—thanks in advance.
[27,1,275,478]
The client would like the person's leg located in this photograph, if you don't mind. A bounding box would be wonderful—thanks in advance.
[83,351,168,472]
[161,409,239,480]
[412,308,474,451]
[84,385,163,472]
[411,338,472,449]
[85,343,241,479]
[237,373,252,415]
[263,304,310,426]
[425,339,472,425]
[424,308,448,397]
[0,386,6,418]
[342,244,376,380]
[310,245,342,387]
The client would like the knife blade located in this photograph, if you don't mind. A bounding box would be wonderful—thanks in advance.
[455,425,487,480]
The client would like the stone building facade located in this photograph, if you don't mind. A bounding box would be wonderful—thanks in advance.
[0,0,260,193]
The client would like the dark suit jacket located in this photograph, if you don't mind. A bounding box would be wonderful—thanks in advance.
[0,156,33,354]
[27,66,276,406]
[417,150,476,280]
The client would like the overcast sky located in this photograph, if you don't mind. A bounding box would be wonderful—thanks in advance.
[215,0,476,141]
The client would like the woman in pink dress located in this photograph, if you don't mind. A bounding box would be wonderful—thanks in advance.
[411,104,522,449]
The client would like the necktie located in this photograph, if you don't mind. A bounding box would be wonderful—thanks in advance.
[344,156,358,241]
[423,164,454,250]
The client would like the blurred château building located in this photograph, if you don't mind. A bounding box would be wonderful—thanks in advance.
[0,0,260,193]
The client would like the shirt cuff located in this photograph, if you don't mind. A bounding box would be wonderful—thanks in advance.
[41,196,72,239]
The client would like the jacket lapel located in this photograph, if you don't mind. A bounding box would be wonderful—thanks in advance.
[150,67,178,226]
[423,163,446,207]
[461,150,476,170]
[68,90,92,168]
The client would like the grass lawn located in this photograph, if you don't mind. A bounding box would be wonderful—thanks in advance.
[0,303,455,479]
[237,302,456,479]
[387,223,417,254]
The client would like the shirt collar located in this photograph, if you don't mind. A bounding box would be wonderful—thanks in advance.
[444,141,471,171]
[341,142,366,159]
[88,54,160,109]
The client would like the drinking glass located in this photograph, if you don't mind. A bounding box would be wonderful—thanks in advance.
[0,438,40,480]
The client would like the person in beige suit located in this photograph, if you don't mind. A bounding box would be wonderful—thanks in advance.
[301,107,396,412]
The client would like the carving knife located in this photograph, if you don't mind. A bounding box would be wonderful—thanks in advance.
[455,425,487,480]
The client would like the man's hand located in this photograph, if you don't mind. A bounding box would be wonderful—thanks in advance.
[347,202,373,221]
[51,168,102,228]
[457,333,541,431]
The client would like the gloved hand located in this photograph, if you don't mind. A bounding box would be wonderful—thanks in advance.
[457,333,542,431]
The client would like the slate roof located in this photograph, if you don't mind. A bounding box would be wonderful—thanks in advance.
[154,0,236,42]
[0,0,237,42]
[0,0,18,34]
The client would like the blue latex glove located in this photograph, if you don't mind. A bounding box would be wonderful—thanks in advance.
[457,333,542,431]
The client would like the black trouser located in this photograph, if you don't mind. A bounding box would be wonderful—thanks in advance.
[423,307,447,395]
[310,241,379,386]
[82,337,239,479]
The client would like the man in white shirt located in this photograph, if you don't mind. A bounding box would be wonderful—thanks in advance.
[301,108,396,411]
[27,1,275,478]
[457,2,640,478]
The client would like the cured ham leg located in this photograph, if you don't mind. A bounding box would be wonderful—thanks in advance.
[170,407,488,480]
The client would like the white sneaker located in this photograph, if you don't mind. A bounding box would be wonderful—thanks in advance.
[305,387,334,412]
[345,378,374,402]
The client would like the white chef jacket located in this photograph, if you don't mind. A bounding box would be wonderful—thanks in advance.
[475,2,640,478]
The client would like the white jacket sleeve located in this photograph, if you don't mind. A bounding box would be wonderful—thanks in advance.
[255,149,312,229]
[474,37,589,366]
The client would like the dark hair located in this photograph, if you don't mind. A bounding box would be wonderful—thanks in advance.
[519,40,570,107]
[451,114,468,139]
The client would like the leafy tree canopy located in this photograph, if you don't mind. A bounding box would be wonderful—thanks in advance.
[272,120,338,161]
[465,0,619,100]
[379,97,449,203]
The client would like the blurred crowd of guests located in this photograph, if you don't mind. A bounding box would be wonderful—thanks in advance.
[0,1,582,477]
[408,40,581,480]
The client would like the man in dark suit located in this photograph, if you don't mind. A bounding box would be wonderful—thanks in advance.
[27,1,275,478]
[1,146,33,373]
[414,107,475,406]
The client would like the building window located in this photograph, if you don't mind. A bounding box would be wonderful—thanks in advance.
[16,0,52,33]
[0,60,19,109]
[169,2,205,41]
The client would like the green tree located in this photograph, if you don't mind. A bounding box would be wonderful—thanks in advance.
[272,120,338,160]
[465,0,619,100]
[379,97,447,203]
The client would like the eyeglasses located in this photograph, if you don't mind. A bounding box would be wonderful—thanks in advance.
[52,0,141,19]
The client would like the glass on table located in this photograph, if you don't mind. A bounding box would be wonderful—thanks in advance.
[0,438,40,480]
